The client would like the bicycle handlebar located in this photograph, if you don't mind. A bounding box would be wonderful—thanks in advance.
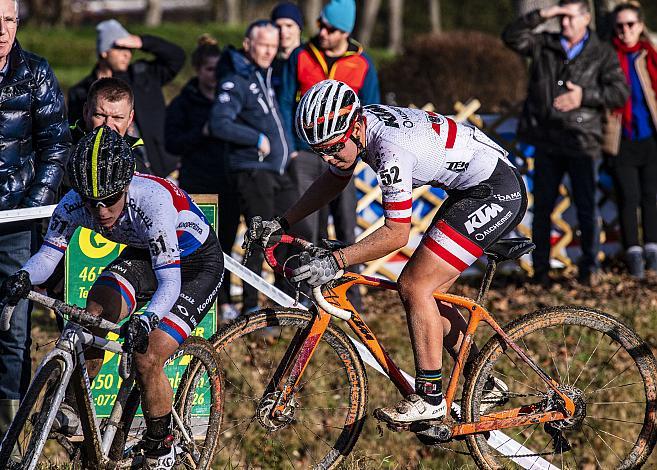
[256,235,353,321]
[1,290,122,333]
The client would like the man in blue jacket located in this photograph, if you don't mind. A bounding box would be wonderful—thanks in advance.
[0,0,71,436]
[210,20,303,314]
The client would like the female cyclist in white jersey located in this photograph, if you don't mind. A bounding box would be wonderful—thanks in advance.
[251,80,527,424]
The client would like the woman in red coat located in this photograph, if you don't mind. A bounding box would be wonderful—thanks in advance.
[608,2,657,279]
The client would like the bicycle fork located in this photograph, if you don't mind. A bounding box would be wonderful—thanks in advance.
[261,310,332,426]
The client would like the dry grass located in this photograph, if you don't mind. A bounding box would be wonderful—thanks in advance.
[29,267,657,468]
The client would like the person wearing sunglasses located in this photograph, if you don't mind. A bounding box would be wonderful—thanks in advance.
[503,0,629,286]
[0,126,223,469]
[250,79,527,423]
[278,0,379,311]
[605,1,657,279]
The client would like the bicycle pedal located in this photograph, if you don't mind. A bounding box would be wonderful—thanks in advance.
[410,421,452,443]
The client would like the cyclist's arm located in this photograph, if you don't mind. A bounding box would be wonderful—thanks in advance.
[333,144,413,267]
[23,195,80,284]
[336,219,410,268]
[283,166,353,226]
[147,223,182,321]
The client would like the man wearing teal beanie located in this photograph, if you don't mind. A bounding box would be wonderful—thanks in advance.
[278,0,379,312]
[320,0,357,34]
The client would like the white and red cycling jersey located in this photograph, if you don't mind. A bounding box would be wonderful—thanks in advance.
[330,105,513,223]
[330,105,525,272]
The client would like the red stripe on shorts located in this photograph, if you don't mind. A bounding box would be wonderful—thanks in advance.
[423,237,469,271]
[436,221,482,257]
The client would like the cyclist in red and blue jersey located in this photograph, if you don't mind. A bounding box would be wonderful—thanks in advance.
[0,126,223,468]
[251,80,527,425]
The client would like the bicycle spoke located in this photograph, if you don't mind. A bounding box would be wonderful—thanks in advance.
[562,324,571,384]
[587,380,643,394]
[582,344,623,393]
[540,327,563,384]
[584,422,624,462]
[586,415,644,425]
[572,330,605,388]
[583,425,605,469]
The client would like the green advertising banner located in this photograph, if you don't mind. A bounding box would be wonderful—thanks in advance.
[65,197,218,417]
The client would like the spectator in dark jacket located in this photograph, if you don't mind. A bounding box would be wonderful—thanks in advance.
[166,34,240,320]
[502,0,629,285]
[0,0,71,437]
[68,19,185,178]
[210,20,301,314]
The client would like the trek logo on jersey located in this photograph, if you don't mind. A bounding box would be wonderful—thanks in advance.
[446,161,469,173]
[493,191,521,202]
[367,105,399,128]
[465,203,504,234]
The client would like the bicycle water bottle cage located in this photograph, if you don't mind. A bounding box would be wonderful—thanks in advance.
[484,238,535,263]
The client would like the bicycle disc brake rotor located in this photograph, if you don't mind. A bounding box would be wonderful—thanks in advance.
[256,391,299,431]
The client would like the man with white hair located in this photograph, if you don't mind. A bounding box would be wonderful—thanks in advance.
[210,20,305,315]
[0,0,71,436]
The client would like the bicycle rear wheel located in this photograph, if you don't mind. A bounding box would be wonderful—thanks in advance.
[111,336,224,470]
[0,357,67,469]
[463,306,657,469]
[210,307,368,470]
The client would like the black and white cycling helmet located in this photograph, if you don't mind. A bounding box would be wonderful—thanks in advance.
[295,79,361,146]
[68,125,135,201]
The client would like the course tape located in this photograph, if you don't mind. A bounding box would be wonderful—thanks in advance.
[0,206,558,469]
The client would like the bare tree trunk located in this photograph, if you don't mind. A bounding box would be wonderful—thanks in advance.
[55,0,73,26]
[429,0,441,33]
[388,0,403,54]
[226,0,240,26]
[303,0,323,35]
[356,0,382,47]
[145,0,163,26]
[211,0,222,22]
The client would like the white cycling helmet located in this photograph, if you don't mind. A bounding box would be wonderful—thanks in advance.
[295,79,361,146]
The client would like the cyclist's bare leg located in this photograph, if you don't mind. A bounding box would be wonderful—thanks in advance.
[134,329,178,418]
[397,244,461,371]
[439,301,479,366]
[85,285,131,378]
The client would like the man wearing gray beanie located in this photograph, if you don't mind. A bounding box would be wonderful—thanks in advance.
[68,19,185,178]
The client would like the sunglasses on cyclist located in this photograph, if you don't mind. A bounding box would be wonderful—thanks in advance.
[83,191,125,208]
[615,21,637,31]
[311,117,359,159]
[316,19,341,34]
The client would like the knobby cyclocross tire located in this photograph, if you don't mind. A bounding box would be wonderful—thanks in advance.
[463,306,657,470]
[108,336,224,470]
[173,336,224,469]
[209,308,368,470]
[0,357,66,469]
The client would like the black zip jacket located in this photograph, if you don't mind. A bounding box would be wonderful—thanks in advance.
[210,46,290,175]
[67,35,185,177]
[165,78,229,192]
[503,10,629,157]
[0,41,71,210]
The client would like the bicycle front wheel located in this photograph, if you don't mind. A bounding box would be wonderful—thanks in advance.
[210,308,368,470]
[464,306,657,469]
[0,357,67,469]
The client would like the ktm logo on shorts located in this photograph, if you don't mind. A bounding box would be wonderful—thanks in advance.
[465,203,503,234]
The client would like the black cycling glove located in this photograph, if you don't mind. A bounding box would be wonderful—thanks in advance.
[1,270,31,306]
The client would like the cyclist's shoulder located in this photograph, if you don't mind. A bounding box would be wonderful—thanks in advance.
[54,189,85,217]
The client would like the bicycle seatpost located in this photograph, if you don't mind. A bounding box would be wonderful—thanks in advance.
[476,258,498,304]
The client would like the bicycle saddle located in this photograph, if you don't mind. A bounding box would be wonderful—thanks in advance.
[484,238,535,262]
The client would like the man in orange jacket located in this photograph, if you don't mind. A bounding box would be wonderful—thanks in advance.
[279,0,379,309]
